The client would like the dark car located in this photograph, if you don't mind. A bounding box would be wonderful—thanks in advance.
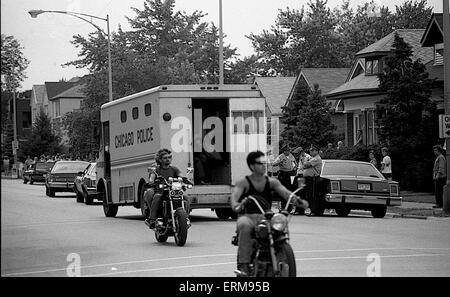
[45,161,90,197]
[23,162,55,184]
[317,160,402,218]
[73,162,100,205]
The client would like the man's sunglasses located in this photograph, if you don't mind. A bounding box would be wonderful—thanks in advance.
[254,161,267,165]
[161,155,172,159]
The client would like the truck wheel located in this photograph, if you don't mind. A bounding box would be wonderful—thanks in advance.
[215,208,232,220]
[49,189,55,197]
[102,192,118,217]
[371,206,387,218]
[335,205,351,217]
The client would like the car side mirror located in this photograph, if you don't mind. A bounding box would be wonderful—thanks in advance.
[77,171,84,176]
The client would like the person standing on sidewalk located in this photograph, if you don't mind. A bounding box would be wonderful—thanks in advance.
[380,147,392,181]
[303,146,323,216]
[433,144,446,208]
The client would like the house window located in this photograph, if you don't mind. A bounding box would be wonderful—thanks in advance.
[365,58,382,75]
[120,110,127,123]
[232,111,264,134]
[54,101,61,118]
[132,107,139,120]
[367,109,378,145]
[434,43,443,65]
[145,103,152,116]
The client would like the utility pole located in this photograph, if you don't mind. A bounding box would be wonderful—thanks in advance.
[443,0,450,214]
[219,0,224,85]
[12,90,18,178]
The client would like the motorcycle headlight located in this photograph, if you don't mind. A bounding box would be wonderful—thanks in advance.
[271,213,288,232]
[172,182,182,191]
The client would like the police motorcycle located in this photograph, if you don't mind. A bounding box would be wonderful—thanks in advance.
[145,165,193,246]
[232,188,306,277]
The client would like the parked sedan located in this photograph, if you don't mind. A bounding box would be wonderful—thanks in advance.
[23,161,55,184]
[317,160,402,218]
[73,162,99,205]
[45,161,90,197]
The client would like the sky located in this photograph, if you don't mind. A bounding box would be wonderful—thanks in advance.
[1,0,444,92]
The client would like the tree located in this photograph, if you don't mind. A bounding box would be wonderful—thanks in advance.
[1,34,29,92]
[62,106,99,158]
[1,34,29,130]
[376,32,437,191]
[22,110,62,158]
[247,0,434,74]
[281,81,336,149]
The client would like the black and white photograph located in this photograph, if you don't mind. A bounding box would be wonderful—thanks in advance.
[1,0,449,285]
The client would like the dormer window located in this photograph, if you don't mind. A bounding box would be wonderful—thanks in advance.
[434,43,443,65]
[365,58,382,76]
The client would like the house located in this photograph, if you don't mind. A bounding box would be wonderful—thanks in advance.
[325,29,435,147]
[285,68,351,139]
[30,78,86,151]
[420,13,446,112]
[253,76,297,150]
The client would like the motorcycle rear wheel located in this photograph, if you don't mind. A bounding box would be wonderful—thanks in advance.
[155,231,168,242]
[174,208,188,246]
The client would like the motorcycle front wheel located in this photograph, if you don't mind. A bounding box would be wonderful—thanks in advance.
[275,242,297,277]
[174,208,188,246]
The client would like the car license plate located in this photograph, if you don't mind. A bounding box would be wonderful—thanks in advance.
[358,183,371,191]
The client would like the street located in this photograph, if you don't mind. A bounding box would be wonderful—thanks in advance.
[1,178,450,277]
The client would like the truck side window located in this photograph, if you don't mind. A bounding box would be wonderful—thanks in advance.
[145,104,152,116]
[121,110,127,123]
[132,107,139,120]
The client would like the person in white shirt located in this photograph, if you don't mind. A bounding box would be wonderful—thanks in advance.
[380,147,392,181]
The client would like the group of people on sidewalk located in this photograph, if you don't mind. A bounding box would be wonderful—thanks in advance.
[271,144,323,216]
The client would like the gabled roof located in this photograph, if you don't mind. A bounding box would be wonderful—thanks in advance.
[421,13,444,46]
[325,73,380,98]
[44,81,80,101]
[299,68,351,94]
[50,83,86,100]
[254,76,297,115]
[31,85,46,104]
[356,29,433,63]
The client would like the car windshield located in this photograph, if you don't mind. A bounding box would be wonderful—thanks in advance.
[51,162,89,173]
[36,162,54,170]
[322,161,384,178]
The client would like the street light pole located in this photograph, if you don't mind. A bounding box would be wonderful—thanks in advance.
[29,9,113,102]
[443,0,450,213]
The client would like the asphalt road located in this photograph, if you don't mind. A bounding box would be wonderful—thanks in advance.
[2,178,450,277]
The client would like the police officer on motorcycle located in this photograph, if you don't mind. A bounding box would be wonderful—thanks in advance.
[231,150,309,276]
[144,148,181,229]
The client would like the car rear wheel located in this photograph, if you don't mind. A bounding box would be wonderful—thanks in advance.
[49,189,55,197]
[29,177,34,185]
[371,206,387,218]
[23,178,28,184]
[335,205,351,217]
